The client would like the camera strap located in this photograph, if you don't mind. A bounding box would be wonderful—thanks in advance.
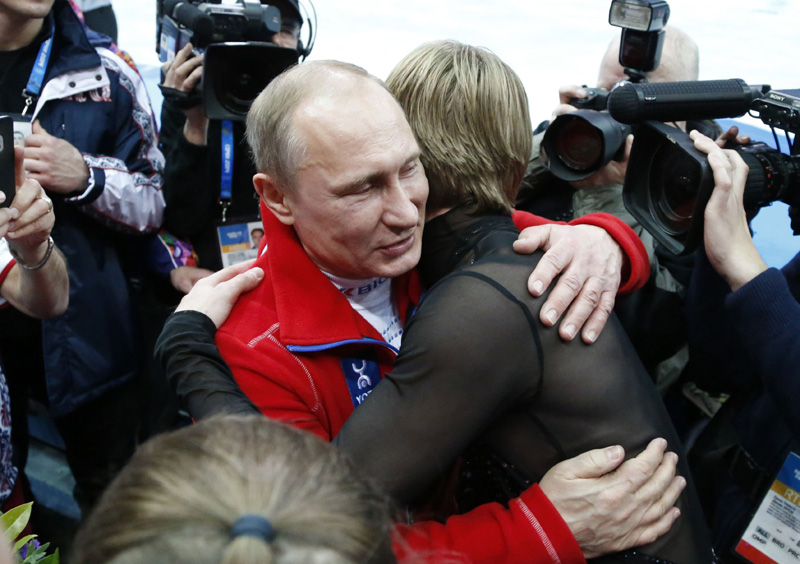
[219,119,234,222]
[21,19,55,118]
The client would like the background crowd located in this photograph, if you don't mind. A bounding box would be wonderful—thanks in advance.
[0,1,797,564]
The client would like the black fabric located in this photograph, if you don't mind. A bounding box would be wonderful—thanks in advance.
[333,207,713,564]
[155,311,260,420]
[82,5,117,44]
[0,24,49,114]
[159,101,261,271]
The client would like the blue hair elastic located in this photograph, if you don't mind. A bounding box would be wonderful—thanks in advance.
[230,514,276,542]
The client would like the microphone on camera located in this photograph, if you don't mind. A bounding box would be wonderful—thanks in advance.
[607,79,769,124]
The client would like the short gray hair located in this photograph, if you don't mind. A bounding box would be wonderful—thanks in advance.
[246,60,387,191]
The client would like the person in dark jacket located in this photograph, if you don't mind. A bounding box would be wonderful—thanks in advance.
[685,131,800,564]
[158,0,304,275]
[0,0,164,514]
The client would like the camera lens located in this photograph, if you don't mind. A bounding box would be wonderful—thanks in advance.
[649,141,702,235]
[554,119,604,171]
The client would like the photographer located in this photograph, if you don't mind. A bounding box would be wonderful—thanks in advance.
[159,0,304,276]
[685,131,799,564]
[517,26,738,393]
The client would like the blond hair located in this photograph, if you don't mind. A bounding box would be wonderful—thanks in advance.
[246,60,388,191]
[72,416,395,564]
[386,40,532,215]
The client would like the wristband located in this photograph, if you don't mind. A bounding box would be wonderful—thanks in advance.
[10,236,55,270]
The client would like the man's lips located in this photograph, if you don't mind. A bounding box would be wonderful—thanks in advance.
[379,233,416,256]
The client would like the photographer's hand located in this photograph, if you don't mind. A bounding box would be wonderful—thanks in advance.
[514,223,622,343]
[552,84,585,120]
[692,130,767,290]
[714,125,750,149]
[162,43,207,146]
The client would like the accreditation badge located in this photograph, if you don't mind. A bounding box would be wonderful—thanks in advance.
[9,114,32,147]
[215,216,263,268]
[735,452,800,564]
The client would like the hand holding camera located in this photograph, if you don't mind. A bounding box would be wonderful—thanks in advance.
[162,42,208,145]
[692,131,768,290]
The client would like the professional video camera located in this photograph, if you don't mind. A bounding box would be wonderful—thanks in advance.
[541,0,670,181]
[155,0,301,121]
[609,79,800,254]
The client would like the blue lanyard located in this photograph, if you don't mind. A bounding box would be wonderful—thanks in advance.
[220,119,234,221]
[22,19,56,117]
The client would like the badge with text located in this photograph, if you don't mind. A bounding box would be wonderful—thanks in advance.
[735,452,800,564]
[341,358,381,409]
[215,217,263,267]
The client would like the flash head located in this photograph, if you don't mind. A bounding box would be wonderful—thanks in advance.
[609,0,670,32]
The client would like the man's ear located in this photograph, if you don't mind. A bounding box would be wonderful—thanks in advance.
[253,173,295,225]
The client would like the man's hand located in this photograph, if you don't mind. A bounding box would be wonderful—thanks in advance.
[551,84,585,120]
[692,130,766,290]
[162,43,208,146]
[175,259,264,328]
[714,124,750,149]
[169,265,215,294]
[513,223,622,343]
[23,121,90,194]
[3,147,54,263]
[540,438,685,559]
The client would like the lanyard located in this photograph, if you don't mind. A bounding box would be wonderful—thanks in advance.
[22,19,56,117]
[220,119,234,221]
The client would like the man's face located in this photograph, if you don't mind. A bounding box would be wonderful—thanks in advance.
[0,0,54,21]
[277,80,428,280]
[265,0,300,50]
[251,229,264,248]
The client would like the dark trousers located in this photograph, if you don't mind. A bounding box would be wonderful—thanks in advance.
[54,378,138,517]
[0,308,139,518]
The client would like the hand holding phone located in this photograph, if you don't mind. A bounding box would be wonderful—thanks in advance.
[0,116,15,209]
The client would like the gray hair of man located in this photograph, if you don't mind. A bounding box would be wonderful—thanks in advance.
[596,25,699,91]
[246,60,393,192]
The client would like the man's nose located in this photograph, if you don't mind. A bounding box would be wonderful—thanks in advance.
[383,183,421,229]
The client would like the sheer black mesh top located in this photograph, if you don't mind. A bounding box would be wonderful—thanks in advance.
[334,207,712,564]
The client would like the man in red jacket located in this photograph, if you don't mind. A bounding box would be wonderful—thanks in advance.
[208,60,681,564]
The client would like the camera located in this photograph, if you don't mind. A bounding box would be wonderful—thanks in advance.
[541,0,669,182]
[156,0,300,121]
[619,82,800,255]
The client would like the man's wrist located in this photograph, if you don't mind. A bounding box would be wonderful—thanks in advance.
[183,118,208,146]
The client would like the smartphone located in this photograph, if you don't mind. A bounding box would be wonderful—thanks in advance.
[0,116,14,209]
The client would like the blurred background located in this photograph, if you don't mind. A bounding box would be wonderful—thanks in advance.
[117,0,799,265]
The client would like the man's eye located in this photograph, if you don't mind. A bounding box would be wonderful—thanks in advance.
[401,162,417,176]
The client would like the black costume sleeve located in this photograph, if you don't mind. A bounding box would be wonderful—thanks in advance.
[159,100,219,240]
[154,310,260,419]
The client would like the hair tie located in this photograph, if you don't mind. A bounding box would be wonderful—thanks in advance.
[230,514,276,542]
